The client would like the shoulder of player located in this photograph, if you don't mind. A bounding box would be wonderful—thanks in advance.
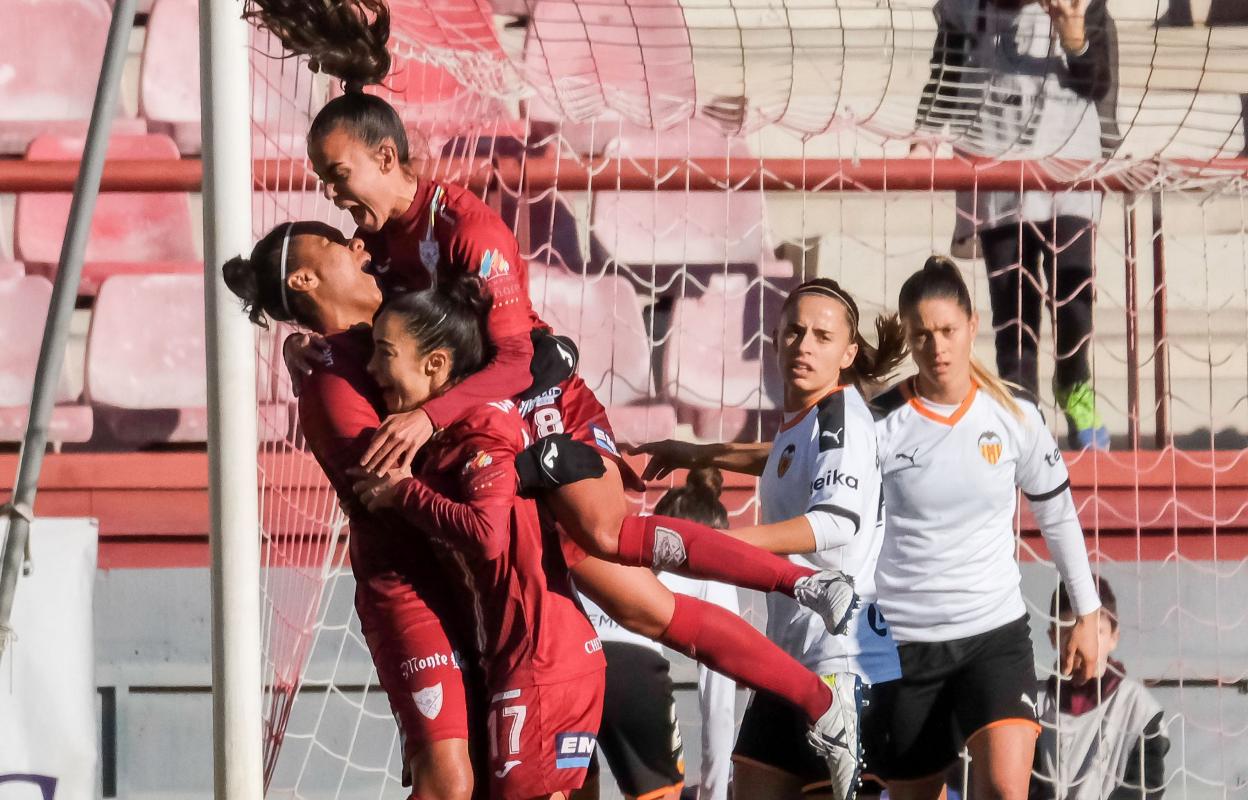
[451,400,527,443]
[812,388,873,451]
[301,332,377,400]
[868,381,908,421]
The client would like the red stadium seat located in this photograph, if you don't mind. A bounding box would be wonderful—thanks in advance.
[529,264,676,443]
[14,133,200,294]
[86,275,289,444]
[141,0,316,155]
[0,275,93,444]
[663,273,777,440]
[0,0,145,155]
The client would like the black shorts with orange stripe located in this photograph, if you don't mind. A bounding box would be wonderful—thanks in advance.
[593,643,685,799]
[869,614,1040,781]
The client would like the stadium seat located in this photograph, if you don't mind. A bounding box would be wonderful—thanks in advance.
[592,120,787,269]
[529,265,676,443]
[141,0,317,155]
[0,262,24,281]
[14,133,200,294]
[0,0,146,155]
[0,275,93,444]
[86,275,289,444]
[663,273,778,440]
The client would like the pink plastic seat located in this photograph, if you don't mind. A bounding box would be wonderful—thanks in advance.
[529,265,675,443]
[141,0,316,155]
[14,133,200,294]
[0,0,145,155]
[663,273,776,440]
[87,275,289,444]
[0,276,93,443]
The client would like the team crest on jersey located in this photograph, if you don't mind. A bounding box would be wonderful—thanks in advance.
[413,683,443,720]
[463,451,494,474]
[479,249,511,281]
[777,443,796,477]
[978,431,1003,465]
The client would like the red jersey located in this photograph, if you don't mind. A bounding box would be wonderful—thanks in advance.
[393,399,605,693]
[357,180,548,431]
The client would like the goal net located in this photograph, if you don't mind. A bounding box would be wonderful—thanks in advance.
[247,2,1248,797]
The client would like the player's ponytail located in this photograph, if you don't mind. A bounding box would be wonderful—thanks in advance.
[899,255,1024,419]
[654,467,729,528]
[222,220,338,328]
[377,275,494,382]
[782,278,908,394]
[244,0,391,90]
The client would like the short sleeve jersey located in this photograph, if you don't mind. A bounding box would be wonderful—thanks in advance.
[397,400,605,692]
[357,179,547,340]
[758,385,901,684]
[873,379,1072,643]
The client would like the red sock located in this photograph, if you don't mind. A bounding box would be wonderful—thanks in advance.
[617,514,816,596]
[658,593,832,724]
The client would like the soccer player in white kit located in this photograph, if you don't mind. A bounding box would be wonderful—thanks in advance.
[634,278,908,800]
[868,257,1103,800]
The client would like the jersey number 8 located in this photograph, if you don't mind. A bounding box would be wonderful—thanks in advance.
[533,407,565,438]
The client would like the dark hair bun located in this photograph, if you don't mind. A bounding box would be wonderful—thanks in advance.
[221,255,267,327]
[686,466,724,499]
[439,274,492,323]
[923,254,960,274]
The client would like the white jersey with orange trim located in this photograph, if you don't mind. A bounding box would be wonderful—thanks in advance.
[872,379,1101,644]
[759,385,901,684]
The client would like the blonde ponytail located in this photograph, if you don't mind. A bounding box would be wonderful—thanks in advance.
[970,357,1025,420]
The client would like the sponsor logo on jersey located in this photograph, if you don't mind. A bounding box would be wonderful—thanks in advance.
[584,637,603,655]
[463,450,494,474]
[398,650,461,680]
[479,249,511,281]
[866,604,889,637]
[811,468,858,492]
[541,440,559,471]
[495,760,523,779]
[591,424,619,456]
[413,683,444,719]
[519,386,562,417]
[487,399,516,414]
[777,443,796,477]
[1044,446,1062,467]
[820,427,844,447]
[555,732,598,769]
[978,431,1003,465]
[895,447,918,466]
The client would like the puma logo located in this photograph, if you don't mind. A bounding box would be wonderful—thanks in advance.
[895,448,919,466]
[821,428,843,445]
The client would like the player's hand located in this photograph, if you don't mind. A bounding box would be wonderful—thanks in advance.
[360,408,435,475]
[350,468,408,513]
[282,331,331,397]
[1039,0,1089,53]
[1061,609,1102,685]
[625,440,705,482]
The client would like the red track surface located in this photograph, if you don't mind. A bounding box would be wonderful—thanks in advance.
[3,450,1245,569]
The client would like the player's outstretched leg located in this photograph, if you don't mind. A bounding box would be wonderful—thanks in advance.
[547,460,857,635]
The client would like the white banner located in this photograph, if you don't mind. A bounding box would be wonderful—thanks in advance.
[0,518,98,800]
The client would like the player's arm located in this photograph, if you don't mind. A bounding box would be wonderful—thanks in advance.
[1017,404,1102,681]
[419,224,538,430]
[298,364,384,507]
[730,422,869,555]
[628,440,774,481]
[1060,0,1113,101]
[357,423,520,561]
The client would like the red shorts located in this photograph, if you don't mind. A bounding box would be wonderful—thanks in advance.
[356,580,475,778]
[486,672,607,800]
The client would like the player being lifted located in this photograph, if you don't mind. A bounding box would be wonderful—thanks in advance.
[864,257,1102,800]
[635,278,907,800]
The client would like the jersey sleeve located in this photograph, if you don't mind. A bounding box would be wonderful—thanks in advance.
[1016,403,1101,616]
[298,364,383,509]
[394,412,521,561]
[803,396,876,551]
[420,218,537,429]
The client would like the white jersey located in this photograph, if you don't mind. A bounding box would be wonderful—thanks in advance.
[873,379,1101,643]
[579,574,738,800]
[758,385,901,685]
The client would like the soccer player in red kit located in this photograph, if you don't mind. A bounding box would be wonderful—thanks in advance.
[222,222,479,800]
[348,284,606,800]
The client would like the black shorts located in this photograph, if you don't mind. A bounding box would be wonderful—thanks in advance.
[732,678,891,794]
[591,642,685,798]
[870,615,1040,781]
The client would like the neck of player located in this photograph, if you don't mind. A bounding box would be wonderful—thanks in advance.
[783,380,838,415]
[915,367,973,406]
[313,298,381,336]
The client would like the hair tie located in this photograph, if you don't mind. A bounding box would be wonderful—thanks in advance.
[277,222,295,319]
